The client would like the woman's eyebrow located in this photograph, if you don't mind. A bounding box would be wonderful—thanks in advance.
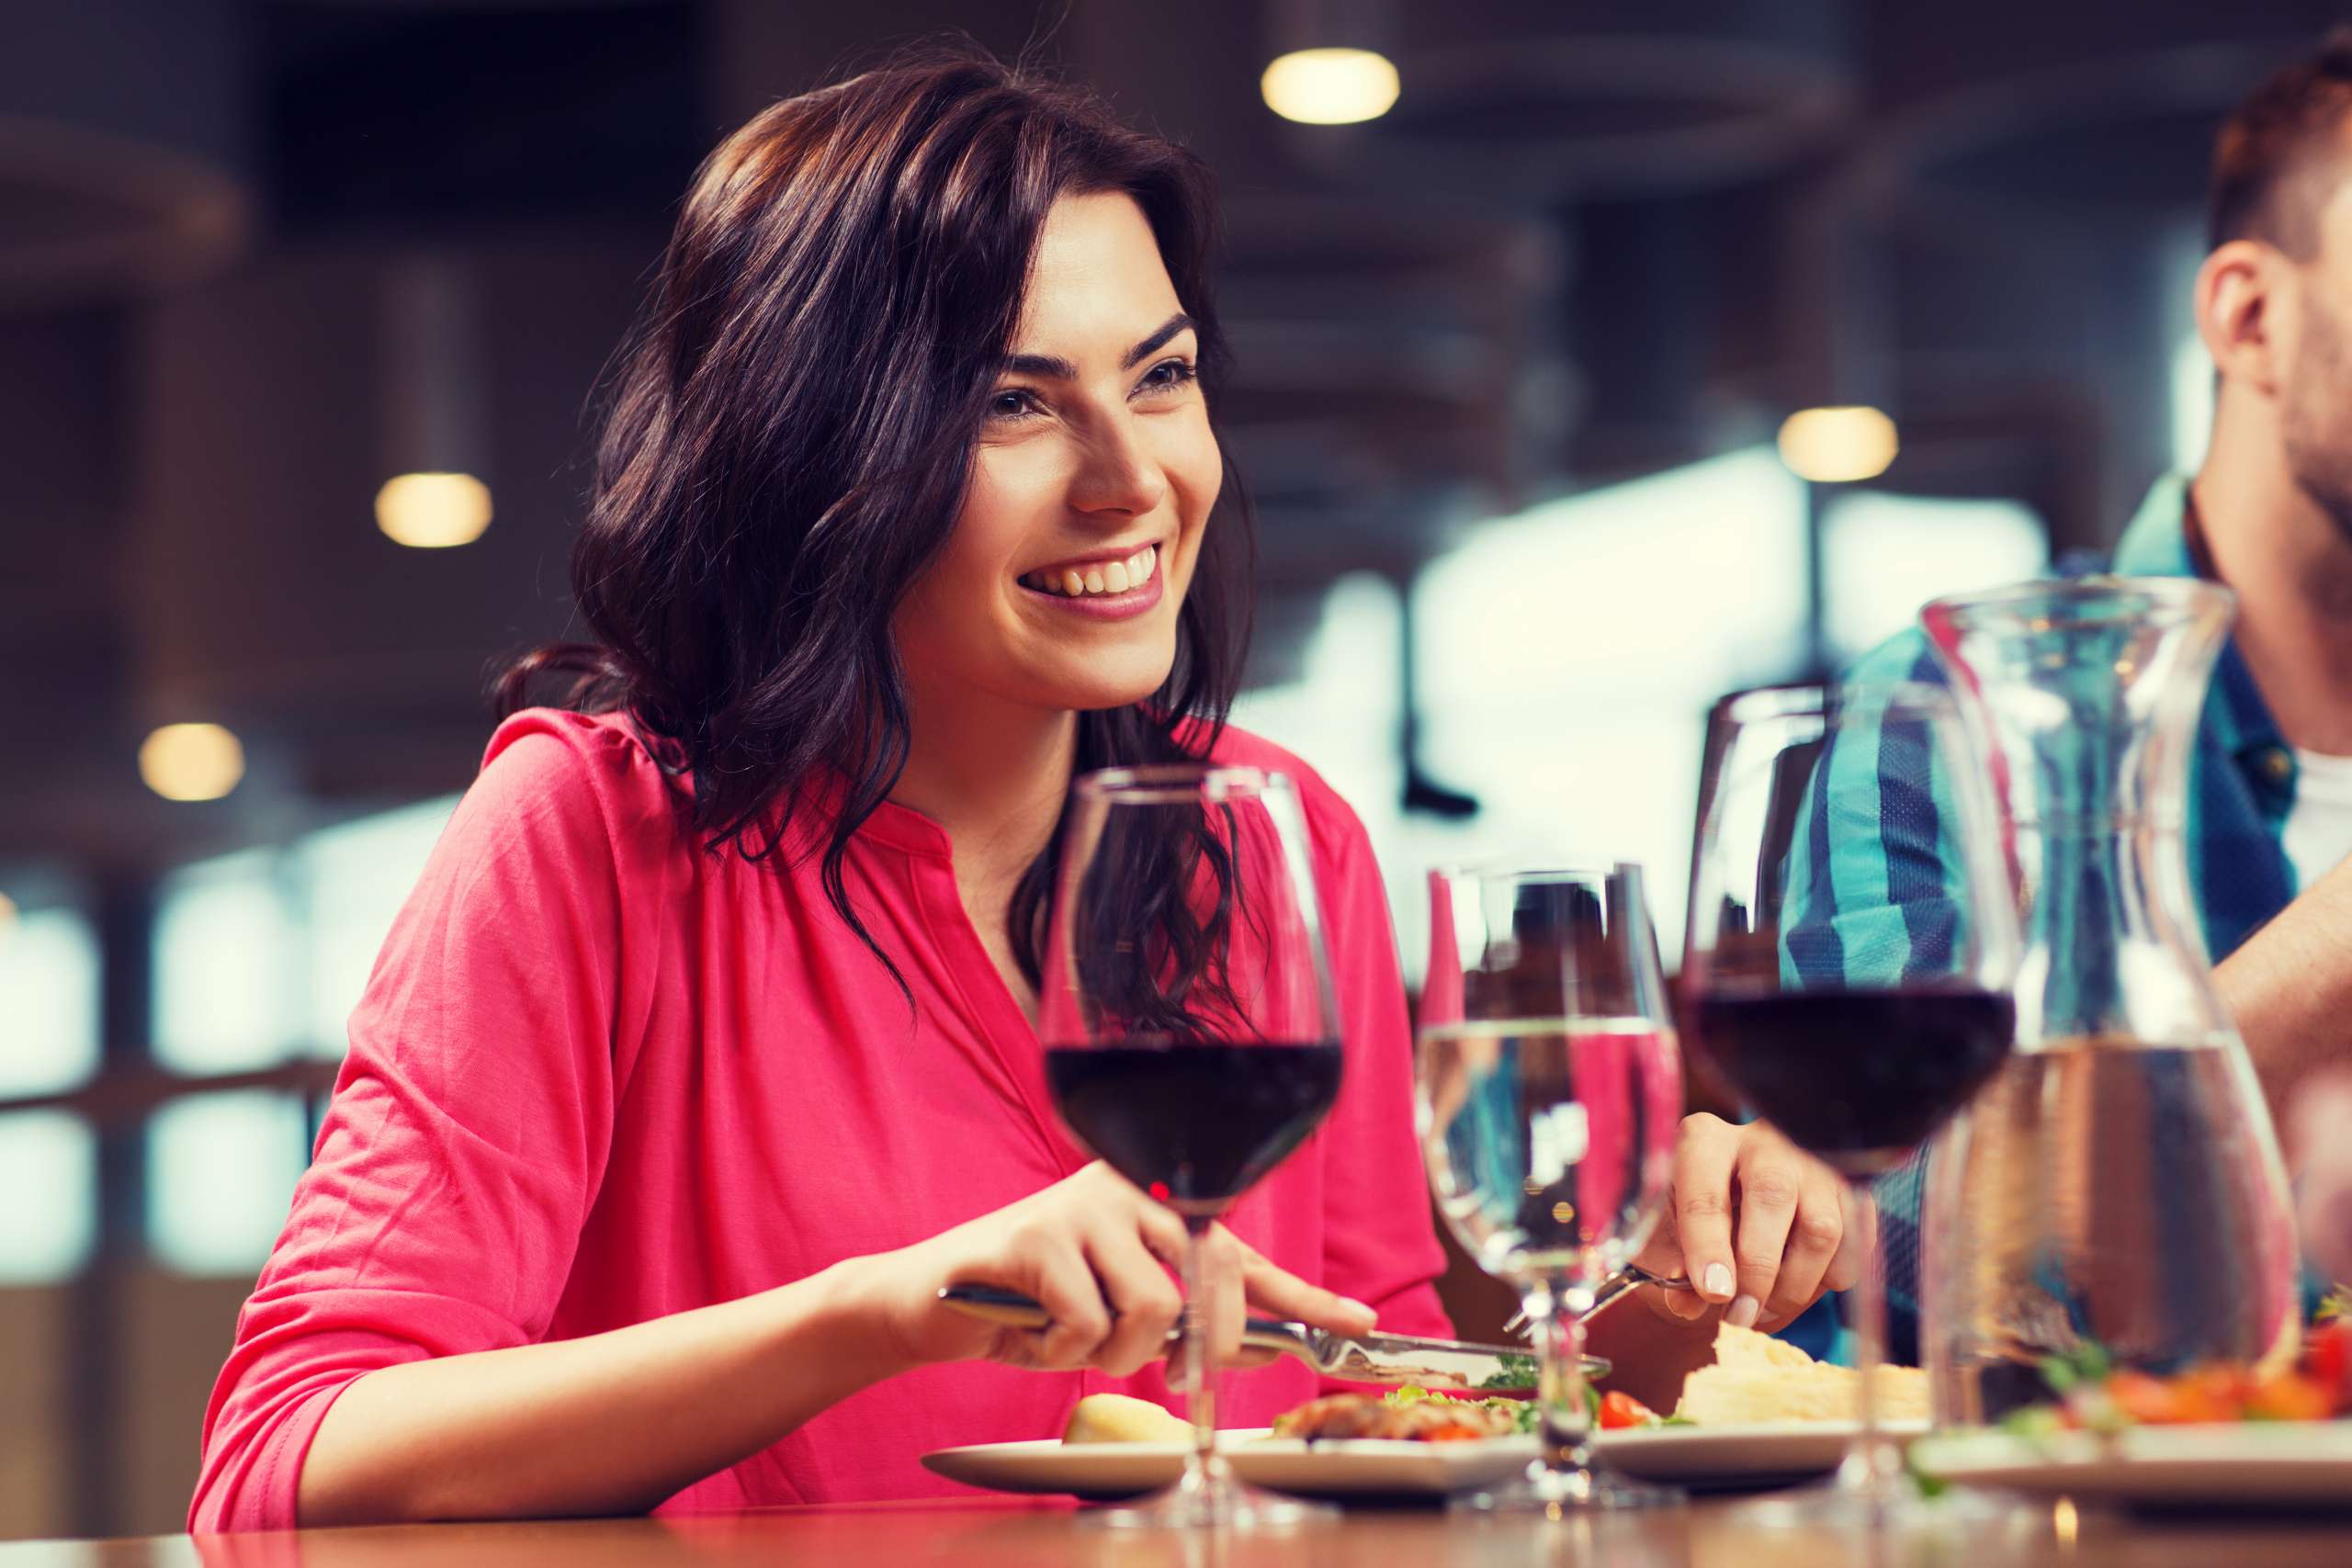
[1001,313,1195,380]
[1120,312,1193,368]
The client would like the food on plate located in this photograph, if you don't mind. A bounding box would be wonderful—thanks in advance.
[1673,1322,1928,1426]
[1599,1390,1661,1430]
[1996,1309,2352,1434]
[1272,1388,1528,1442]
[1062,1393,1194,1445]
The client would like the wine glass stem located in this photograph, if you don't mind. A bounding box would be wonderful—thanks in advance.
[1837,1176,1904,1501]
[1534,1284,1597,1481]
[1181,1220,1216,1488]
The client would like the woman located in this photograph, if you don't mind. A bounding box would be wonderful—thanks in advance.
[190,51,1852,1531]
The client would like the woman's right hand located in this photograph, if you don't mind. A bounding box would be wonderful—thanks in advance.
[846,1161,1376,1379]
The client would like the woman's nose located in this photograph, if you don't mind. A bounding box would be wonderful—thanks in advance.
[1069,418,1168,520]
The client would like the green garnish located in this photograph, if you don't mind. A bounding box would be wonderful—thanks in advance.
[2320,1285,2352,1324]
[1477,1353,1539,1391]
[2037,1341,2111,1395]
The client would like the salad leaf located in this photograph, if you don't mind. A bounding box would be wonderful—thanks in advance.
[1477,1354,1539,1391]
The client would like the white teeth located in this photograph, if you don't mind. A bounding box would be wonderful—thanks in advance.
[1024,544,1160,597]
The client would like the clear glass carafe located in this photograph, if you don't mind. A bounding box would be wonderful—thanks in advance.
[1919,577,2300,1423]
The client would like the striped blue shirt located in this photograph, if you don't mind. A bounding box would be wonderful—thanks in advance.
[1803,475,2300,1364]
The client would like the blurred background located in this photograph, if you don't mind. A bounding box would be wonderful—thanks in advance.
[0,0,2336,1540]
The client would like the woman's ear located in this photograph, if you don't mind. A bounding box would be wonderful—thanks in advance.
[2198,239,2294,400]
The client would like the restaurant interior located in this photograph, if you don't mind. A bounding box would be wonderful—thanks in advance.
[5,0,2350,1549]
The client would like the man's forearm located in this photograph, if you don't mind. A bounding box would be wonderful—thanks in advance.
[2215,854,2352,1145]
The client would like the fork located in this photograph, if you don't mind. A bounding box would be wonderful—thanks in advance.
[1502,1262,1694,1336]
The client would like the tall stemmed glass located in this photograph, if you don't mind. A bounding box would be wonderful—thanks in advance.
[1039,764,1344,1531]
[1419,863,1686,1513]
[1682,682,2020,1530]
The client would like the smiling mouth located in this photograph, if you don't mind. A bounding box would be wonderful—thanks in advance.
[1018,543,1159,598]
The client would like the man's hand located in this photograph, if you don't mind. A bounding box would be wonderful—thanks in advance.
[1631,1113,1869,1333]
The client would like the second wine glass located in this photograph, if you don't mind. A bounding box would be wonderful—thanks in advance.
[1682,682,2020,1532]
[1418,863,1685,1513]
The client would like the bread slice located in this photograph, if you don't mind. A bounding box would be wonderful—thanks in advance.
[1674,1322,1928,1426]
[1062,1393,1194,1444]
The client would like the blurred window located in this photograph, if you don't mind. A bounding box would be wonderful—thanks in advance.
[1233,448,1806,980]
[0,1112,96,1281]
[143,795,456,1271]
[295,795,458,1057]
[1823,491,2047,660]
[1410,449,1809,964]
[153,850,299,1073]
[0,905,101,1096]
[2173,330,2213,476]
[148,1091,311,1275]
[152,795,458,1073]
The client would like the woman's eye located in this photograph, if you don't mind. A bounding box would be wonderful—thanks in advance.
[988,389,1037,422]
[1137,358,1198,396]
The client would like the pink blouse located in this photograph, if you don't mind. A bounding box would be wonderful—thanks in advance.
[188,710,1450,1530]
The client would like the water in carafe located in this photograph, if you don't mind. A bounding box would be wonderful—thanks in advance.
[1918,578,2299,1424]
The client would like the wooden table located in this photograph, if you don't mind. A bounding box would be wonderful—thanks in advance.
[9,1499,2352,1568]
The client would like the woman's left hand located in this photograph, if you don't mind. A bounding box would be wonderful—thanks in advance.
[1630,1112,1869,1333]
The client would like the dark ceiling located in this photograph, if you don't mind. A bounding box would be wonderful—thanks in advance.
[0,0,2343,880]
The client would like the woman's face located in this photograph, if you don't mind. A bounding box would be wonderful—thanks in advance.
[895,191,1223,717]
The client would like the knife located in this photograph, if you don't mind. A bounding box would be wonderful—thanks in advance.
[937,1283,1607,1393]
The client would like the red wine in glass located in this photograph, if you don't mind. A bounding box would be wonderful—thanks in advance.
[1044,1037,1342,1224]
[1690,987,2015,1179]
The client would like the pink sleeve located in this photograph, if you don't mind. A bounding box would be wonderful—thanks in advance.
[1307,793,1453,1338]
[187,714,660,1532]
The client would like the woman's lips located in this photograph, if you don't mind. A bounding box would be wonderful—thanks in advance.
[1016,542,1165,622]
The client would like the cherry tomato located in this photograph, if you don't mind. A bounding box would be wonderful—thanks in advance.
[1599,1391,1657,1430]
[2303,1321,2352,1408]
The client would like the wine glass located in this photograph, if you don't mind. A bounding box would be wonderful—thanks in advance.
[1419,862,1686,1513]
[1038,763,1343,1531]
[1682,682,2021,1530]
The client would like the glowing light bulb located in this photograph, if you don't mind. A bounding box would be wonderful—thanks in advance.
[1261,49,1400,126]
[140,723,245,802]
[376,472,492,547]
[1778,406,1898,483]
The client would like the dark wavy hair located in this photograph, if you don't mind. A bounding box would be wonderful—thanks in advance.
[498,50,1256,1000]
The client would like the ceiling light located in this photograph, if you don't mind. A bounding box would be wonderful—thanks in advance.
[376,471,492,547]
[139,723,245,802]
[1778,406,1898,483]
[1261,48,1400,125]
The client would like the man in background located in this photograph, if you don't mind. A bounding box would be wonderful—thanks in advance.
[1822,30,2352,1358]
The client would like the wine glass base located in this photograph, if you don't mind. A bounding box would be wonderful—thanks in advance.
[1450,1458,1685,1515]
[1081,1463,1337,1531]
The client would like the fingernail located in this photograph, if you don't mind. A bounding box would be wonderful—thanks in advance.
[1340,1297,1373,1316]
[1727,1294,1760,1328]
[1702,1263,1735,1299]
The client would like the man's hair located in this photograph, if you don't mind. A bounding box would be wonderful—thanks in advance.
[2210,28,2352,255]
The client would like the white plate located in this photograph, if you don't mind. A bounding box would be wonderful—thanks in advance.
[922,1430,1265,1501]
[923,1421,1928,1501]
[1913,1423,2352,1509]
[923,1430,1534,1500]
[1598,1418,1928,1488]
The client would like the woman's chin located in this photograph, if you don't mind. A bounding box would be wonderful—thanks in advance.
[1043,662,1177,716]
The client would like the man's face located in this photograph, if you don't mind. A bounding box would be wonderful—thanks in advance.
[2279,185,2352,544]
